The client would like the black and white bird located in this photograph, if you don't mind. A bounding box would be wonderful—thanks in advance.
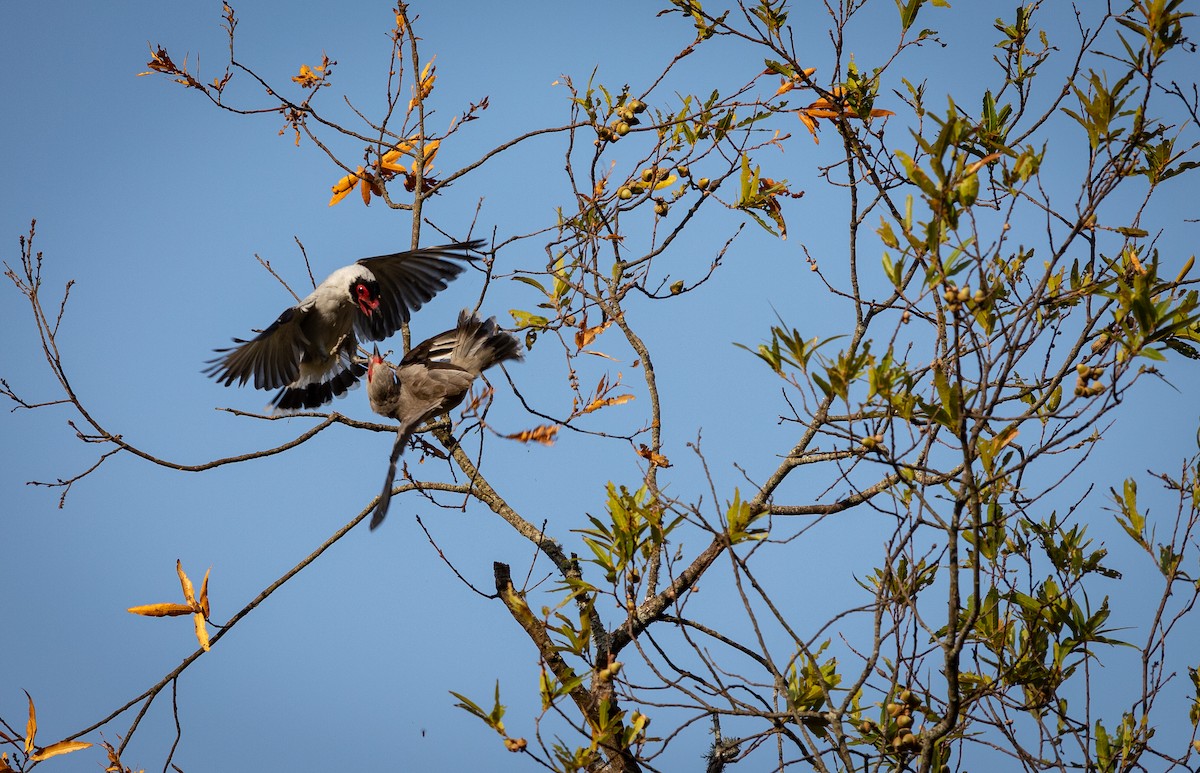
[367,310,522,530]
[205,241,483,412]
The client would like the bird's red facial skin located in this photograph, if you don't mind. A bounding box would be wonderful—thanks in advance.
[367,356,383,383]
[355,283,381,316]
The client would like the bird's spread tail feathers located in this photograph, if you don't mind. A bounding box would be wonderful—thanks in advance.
[448,310,523,374]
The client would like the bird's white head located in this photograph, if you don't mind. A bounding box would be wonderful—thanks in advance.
[325,264,382,318]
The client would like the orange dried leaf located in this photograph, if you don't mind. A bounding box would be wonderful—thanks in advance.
[408,58,437,111]
[796,111,820,143]
[993,426,1019,453]
[774,79,795,97]
[380,148,406,172]
[419,139,440,169]
[142,45,177,76]
[176,559,196,605]
[636,444,672,468]
[802,106,842,119]
[102,740,126,771]
[868,108,895,118]
[24,691,35,755]
[360,175,373,205]
[194,612,211,652]
[0,751,13,773]
[329,173,358,206]
[199,567,211,619]
[581,393,635,415]
[30,741,93,762]
[460,385,495,415]
[964,152,1002,176]
[575,321,611,349]
[506,425,559,445]
[128,603,194,617]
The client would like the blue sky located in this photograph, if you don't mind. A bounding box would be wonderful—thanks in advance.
[3,2,1199,771]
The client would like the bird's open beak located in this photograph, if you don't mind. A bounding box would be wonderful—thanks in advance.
[358,296,381,317]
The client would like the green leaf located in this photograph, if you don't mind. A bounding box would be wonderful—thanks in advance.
[511,275,549,294]
[509,309,550,329]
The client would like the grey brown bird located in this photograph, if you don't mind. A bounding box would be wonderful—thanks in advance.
[205,241,483,412]
[367,310,522,529]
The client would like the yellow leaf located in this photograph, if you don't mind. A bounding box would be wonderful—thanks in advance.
[30,741,93,762]
[127,603,194,617]
[176,559,196,606]
[194,612,211,652]
[636,444,671,468]
[360,174,373,206]
[581,393,635,415]
[652,173,678,191]
[291,64,321,88]
[24,691,35,755]
[775,79,795,97]
[506,425,559,445]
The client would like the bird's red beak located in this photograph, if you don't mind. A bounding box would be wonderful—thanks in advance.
[356,284,381,317]
[368,345,382,383]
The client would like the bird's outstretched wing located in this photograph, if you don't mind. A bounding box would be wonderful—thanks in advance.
[204,306,309,391]
[356,240,484,341]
